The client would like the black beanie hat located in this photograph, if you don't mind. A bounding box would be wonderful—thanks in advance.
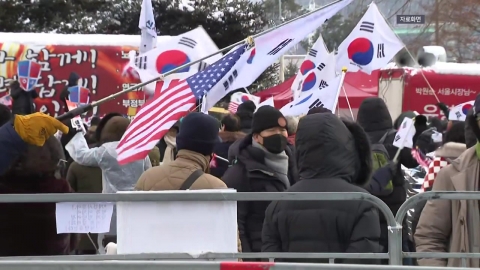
[307,107,332,115]
[237,100,256,114]
[176,112,220,156]
[95,112,123,143]
[252,105,287,134]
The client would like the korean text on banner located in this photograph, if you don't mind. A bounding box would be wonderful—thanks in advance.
[55,202,114,234]
[392,117,416,149]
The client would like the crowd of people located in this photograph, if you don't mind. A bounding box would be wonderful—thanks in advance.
[1,90,479,267]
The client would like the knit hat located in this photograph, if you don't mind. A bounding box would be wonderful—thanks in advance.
[307,107,332,115]
[176,112,220,156]
[251,105,287,134]
[237,100,256,114]
[95,112,123,142]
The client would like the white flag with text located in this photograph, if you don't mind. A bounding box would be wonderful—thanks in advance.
[139,0,157,53]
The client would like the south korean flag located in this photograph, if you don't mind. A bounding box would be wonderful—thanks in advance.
[336,2,404,74]
[134,26,221,75]
[281,73,343,117]
[291,34,337,101]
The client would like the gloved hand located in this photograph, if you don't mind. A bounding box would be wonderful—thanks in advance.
[437,102,449,117]
[13,112,69,146]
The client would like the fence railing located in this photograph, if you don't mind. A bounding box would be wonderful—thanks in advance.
[1,191,480,266]
[0,260,473,270]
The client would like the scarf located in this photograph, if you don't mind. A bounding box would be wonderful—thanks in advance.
[163,134,177,164]
[252,140,290,188]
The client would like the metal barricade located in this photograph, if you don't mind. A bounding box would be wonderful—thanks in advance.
[0,192,402,264]
[0,260,473,270]
[395,191,480,266]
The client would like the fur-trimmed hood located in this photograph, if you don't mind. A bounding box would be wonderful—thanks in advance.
[218,131,246,143]
[295,113,372,186]
[94,112,123,143]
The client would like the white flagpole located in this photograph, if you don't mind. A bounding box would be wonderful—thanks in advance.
[331,67,347,113]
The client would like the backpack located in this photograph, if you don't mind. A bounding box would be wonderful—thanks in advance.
[371,131,396,194]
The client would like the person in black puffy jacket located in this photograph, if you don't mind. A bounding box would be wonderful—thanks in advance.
[356,98,417,258]
[262,113,380,264]
[223,106,298,255]
[10,81,37,115]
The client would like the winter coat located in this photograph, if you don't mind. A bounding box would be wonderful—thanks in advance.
[410,142,466,247]
[148,146,161,166]
[222,135,299,253]
[211,131,246,178]
[0,122,26,175]
[261,113,380,264]
[136,149,227,191]
[0,175,78,256]
[67,161,102,253]
[415,146,480,267]
[10,85,37,115]
[357,98,417,250]
[66,117,151,194]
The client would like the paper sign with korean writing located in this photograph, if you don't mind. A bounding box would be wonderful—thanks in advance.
[393,117,416,149]
[17,60,42,91]
[55,202,114,233]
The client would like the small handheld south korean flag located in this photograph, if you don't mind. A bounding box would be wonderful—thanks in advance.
[392,117,416,149]
[336,2,404,74]
[448,100,474,121]
[17,60,42,91]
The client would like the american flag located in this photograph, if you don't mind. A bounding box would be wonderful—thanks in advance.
[411,147,432,168]
[116,44,248,164]
[228,101,240,113]
[0,95,12,106]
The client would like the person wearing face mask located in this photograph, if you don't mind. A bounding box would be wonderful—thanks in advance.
[223,106,299,255]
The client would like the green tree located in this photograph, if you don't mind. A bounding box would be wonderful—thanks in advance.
[0,0,279,98]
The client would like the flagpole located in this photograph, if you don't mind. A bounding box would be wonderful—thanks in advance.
[56,0,347,121]
[331,67,347,114]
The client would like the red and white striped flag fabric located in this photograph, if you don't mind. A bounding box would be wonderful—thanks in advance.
[116,44,248,165]
[227,92,260,113]
[228,101,240,113]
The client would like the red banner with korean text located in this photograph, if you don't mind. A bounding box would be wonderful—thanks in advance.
[402,70,480,119]
[0,42,144,119]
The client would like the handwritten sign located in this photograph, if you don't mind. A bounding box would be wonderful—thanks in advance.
[56,202,114,234]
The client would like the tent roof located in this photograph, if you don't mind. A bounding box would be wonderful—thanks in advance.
[255,71,379,109]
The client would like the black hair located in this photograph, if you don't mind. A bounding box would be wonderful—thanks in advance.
[444,121,466,144]
[90,116,101,126]
[221,113,241,132]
